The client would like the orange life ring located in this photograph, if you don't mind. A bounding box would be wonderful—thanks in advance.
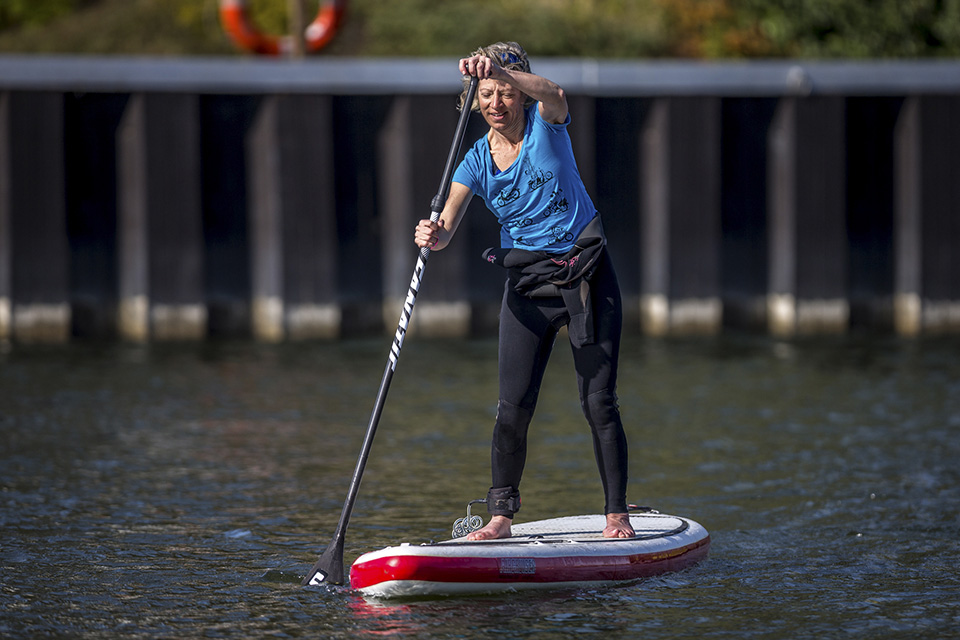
[220,0,346,55]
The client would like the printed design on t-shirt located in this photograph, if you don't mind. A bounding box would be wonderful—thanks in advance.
[496,186,521,208]
[548,226,574,245]
[543,187,569,218]
[524,157,555,192]
[509,187,570,247]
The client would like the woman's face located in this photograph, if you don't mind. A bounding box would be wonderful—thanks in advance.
[478,78,526,133]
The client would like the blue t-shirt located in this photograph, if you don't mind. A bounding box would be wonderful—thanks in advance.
[452,104,597,253]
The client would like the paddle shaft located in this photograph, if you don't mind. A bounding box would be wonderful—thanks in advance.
[303,76,479,587]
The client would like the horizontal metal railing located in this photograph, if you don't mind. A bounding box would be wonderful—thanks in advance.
[2,55,960,95]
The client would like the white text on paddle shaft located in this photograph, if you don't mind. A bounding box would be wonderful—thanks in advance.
[389,257,426,370]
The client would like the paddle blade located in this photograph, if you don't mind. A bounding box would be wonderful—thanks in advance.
[302,540,345,586]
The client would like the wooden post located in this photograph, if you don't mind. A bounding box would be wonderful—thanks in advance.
[377,95,469,337]
[4,92,70,343]
[378,95,416,333]
[247,96,285,342]
[247,94,339,341]
[640,97,722,336]
[116,94,149,342]
[280,95,339,339]
[767,97,848,336]
[0,92,10,342]
[894,96,960,335]
[117,93,206,341]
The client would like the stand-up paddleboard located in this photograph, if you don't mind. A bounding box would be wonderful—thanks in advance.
[349,512,710,598]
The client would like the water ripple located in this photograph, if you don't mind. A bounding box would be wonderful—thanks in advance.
[1,337,958,638]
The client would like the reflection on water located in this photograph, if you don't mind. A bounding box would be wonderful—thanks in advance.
[1,335,958,638]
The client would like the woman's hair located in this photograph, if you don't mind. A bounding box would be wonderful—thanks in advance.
[459,41,535,112]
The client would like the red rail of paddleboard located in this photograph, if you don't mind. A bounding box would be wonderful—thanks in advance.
[350,536,710,590]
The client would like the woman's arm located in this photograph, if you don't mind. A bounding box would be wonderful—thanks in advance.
[414,181,473,251]
[459,56,568,124]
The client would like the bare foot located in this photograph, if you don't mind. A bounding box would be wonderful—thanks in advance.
[466,515,512,541]
[603,512,635,538]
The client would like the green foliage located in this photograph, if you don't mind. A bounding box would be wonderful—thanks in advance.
[245,0,291,35]
[1,0,959,57]
[354,0,668,57]
[0,0,236,55]
[0,0,81,30]
[732,0,960,58]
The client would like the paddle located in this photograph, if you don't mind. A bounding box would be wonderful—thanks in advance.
[302,75,479,587]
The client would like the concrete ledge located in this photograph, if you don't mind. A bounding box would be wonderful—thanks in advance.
[151,304,207,341]
[0,297,11,340]
[767,294,797,337]
[287,304,341,340]
[768,295,850,336]
[640,294,669,337]
[922,300,960,334]
[12,303,70,343]
[796,299,850,334]
[119,295,149,343]
[385,299,471,338]
[252,296,284,343]
[640,295,722,336]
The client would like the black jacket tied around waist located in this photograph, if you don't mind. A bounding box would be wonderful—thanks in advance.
[481,216,607,347]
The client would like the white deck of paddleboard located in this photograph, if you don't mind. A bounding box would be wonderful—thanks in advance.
[350,513,709,598]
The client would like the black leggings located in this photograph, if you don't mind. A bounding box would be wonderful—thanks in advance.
[491,250,629,515]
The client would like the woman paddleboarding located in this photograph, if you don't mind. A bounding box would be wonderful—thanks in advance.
[414,42,634,541]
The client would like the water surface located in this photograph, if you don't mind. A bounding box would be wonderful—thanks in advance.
[1,335,958,638]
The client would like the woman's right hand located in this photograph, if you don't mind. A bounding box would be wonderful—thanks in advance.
[414,218,445,249]
[459,54,499,80]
